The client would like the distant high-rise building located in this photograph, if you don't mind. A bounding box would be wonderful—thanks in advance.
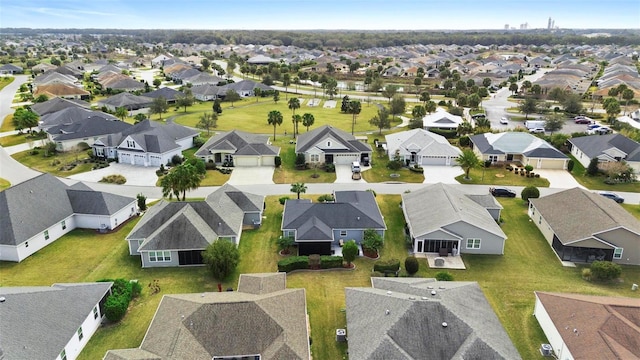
[505,24,510,30]
[548,17,553,29]
[520,22,529,29]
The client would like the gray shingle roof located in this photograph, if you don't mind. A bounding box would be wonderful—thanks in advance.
[402,183,506,240]
[282,191,386,239]
[569,134,640,162]
[345,278,521,360]
[40,107,117,129]
[470,132,567,159]
[47,116,131,141]
[98,92,154,108]
[30,97,90,116]
[144,87,185,101]
[67,189,135,215]
[115,120,198,153]
[0,282,112,360]
[195,130,279,157]
[530,187,640,244]
[105,273,309,359]
[385,128,462,158]
[295,125,372,154]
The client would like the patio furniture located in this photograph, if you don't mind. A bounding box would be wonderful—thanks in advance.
[434,257,445,267]
[439,248,449,257]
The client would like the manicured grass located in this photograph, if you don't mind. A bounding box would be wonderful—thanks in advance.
[0,132,47,147]
[3,196,638,360]
[0,76,15,91]
[456,165,550,187]
[11,149,95,177]
[272,144,337,184]
[0,177,10,191]
[361,149,425,183]
[173,96,381,135]
[1,114,14,132]
[567,154,640,192]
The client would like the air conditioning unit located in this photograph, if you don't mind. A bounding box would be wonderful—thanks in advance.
[336,329,346,342]
[540,343,553,356]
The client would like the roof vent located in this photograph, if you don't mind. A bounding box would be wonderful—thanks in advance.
[442,322,448,328]
[439,286,446,290]
[385,309,390,315]
[386,291,392,295]
[421,296,428,300]
[431,290,437,296]
[0,296,5,302]
[409,296,415,300]
[427,286,433,289]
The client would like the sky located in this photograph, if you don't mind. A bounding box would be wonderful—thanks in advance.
[1,0,639,30]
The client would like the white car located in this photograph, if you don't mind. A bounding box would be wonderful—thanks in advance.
[529,128,545,134]
[587,126,611,135]
[500,117,509,124]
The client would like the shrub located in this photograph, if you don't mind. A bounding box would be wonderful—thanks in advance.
[459,135,470,147]
[76,142,90,151]
[279,196,290,205]
[524,165,534,172]
[205,161,217,170]
[484,160,492,168]
[277,235,294,253]
[404,256,419,275]
[567,159,574,172]
[371,271,385,277]
[130,280,142,298]
[590,261,622,281]
[171,154,183,166]
[136,193,147,211]
[295,153,306,167]
[373,258,400,273]
[428,128,457,139]
[342,240,358,265]
[320,256,344,269]
[435,271,454,281]
[317,194,334,202]
[581,268,592,281]
[362,229,384,252]
[193,136,205,147]
[274,156,282,168]
[277,256,309,272]
[587,157,599,176]
[324,163,335,172]
[409,165,424,173]
[103,294,128,322]
[386,159,403,170]
[99,174,126,184]
[521,186,540,202]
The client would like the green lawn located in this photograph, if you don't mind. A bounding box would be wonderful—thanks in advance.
[0,132,47,147]
[456,166,550,187]
[1,114,14,132]
[272,144,337,184]
[0,177,10,191]
[11,148,95,177]
[172,96,381,135]
[567,154,640,192]
[2,196,638,360]
[361,148,425,183]
[0,76,15,91]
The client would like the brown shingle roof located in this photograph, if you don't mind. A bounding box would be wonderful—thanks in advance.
[535,292,640,360]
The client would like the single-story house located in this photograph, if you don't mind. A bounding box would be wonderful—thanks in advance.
[385,128,462,166]
[281,190,386,256]
[0,282,113,360]
[104,273,310,360]
[533,292,640,360]
[223,79,274,97]
[529,187,640,265]
[47,115,132,152]
[247,54,281,65]
[402,183,506,255]
[183,72,225,86]
[151,54,173,68]
[0,174,137,262]
[569,133,640,174]
[195,130,280,167]
[34,83,90,100]
[295,125,372,165]
[144,87,185,104]
[97,92,154,113]
[126,184,264,267]
[422,108,464,130]
[100,75,145,92]
[33,71,79,87]
[92,119,198,167]
[191,84,226,101]
[32,62,57,74]
[345,277,521,360]
[30,97,90,117]
[39,107,117,131]
[470,132,569,169]
[0,63,24,74]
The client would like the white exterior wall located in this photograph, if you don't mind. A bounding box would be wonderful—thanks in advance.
[56,301,105,360]
[570,145,591,168]
[0,215,76,262]
[75,202,136,230]
[533,295,574,360]
[528,203,555,245]
[175,136,194,150]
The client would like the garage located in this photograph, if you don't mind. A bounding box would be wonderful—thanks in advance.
[537,158,567,169]
[333,153,359,165]
[149,156,161,167]
[134,154,146,166]
[119,153,131,164]
[261,156,275,166]
[421,155,448,166]
[234,156,260,167]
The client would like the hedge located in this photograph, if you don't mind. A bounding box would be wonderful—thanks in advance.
[97,278,141,322]
[427,128,457,139]
[277,256,309,272]
[373,258,400,273]
[320,256,343,269]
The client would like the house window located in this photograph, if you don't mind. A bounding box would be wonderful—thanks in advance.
[340,230,348,237]
[44,230,49,240]
[488,155,498,162]
[77,326,84,341]
[310,154,319,162]
[93,306,99,319]
[466,238,481,249]
[149,251,171,262]
[613,248,623,259]
[61,220,66,230]
[60,350,67,360]
[326,141,332,147]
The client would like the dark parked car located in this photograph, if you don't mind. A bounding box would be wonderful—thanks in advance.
[597,191,624,203]
[490,187,516,198]
[574,117,592,124]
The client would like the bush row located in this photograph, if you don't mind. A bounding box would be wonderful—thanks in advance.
[277,255,344,272]
[98,278,142,322]
[373,258,400,273]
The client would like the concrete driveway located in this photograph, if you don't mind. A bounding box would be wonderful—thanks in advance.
[227,167,274,185]
[335,165,368,183]
[423,166,464,184]
[533,169,584,189]
[67,163,158,187]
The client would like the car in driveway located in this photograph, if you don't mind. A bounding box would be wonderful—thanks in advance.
[574,117,593,124]
[500,117,509,124]
[490,187,516,198]
[587,126,611,135]
[597,191,624,203]
[529,128,545,134]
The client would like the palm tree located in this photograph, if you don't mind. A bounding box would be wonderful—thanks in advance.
[291,114,302,139]
[288,97,300,136]
[267,110,283,140]
[457,149,481,180]
[160,163,202,201]
[290,182,307,199]
[302,113,315,132]
[115,106,128,121]
[347,100,362,135]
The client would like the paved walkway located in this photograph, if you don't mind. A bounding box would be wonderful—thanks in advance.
[227,167,275,185]
[423,166,464,184]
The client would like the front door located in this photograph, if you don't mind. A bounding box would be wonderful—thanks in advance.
[416,240,423,253]
[325,154,334,164]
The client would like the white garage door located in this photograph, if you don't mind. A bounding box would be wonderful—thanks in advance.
[134,154,145,166]
[234,156,260,167]
[539,159,566,169]
[334,154,358,165]
[421,156,448,166]
[120,153,131,164]
[149,156,161,167]
[262,156,275,166]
